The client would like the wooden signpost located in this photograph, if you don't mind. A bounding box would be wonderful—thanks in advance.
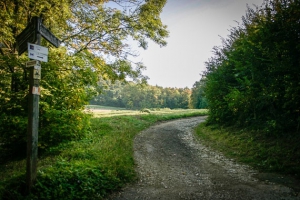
[16,16,60,192]
[17,17,60,55]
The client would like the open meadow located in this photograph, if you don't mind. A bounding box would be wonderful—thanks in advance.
[85,105,207,118]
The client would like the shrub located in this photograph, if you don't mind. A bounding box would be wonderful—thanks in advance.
[31,162,121,200]
[0,110,91,159]
[39,110,91,148]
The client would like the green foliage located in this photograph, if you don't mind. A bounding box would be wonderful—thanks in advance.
[0,113,27,158]
[202,0,300,135]
[0,109,207,200]
[39,110,91,148]
[32,162,122,200]
[0,110,91,161]
[190,79,208,109]
[90,80,192,109]
[0,0,169,153]
[0,174,27,200]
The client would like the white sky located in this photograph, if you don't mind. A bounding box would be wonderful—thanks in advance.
[131,0,264,88]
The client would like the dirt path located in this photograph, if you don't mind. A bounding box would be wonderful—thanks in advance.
[109,116,300,199]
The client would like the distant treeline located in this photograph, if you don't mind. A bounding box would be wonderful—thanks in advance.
[90,80,207,110]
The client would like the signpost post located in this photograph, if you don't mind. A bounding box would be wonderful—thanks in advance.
[25,33,41,192]
[16,16,60,192]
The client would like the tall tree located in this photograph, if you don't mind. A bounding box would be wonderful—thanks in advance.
[0,0,169,151]
[0,0,169,111]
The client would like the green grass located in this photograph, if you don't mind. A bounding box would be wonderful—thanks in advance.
[0,107,208,200]
[195,122,300,179]
[3,108,299,198]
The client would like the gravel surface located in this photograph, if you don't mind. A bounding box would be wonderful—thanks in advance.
[108,116,300,199]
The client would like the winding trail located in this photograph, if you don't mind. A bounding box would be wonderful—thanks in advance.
[109,116,299,199]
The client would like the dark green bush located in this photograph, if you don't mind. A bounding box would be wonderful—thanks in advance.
[0,163,122,200]
[0,110,91,159]
[39,110,91,148]
[31,162,121,200]
[0,113,28,159]
[0,174,27,200]
[0,113,27,145]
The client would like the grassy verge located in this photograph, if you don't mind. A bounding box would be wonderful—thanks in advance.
[195,122,300,179]
[0,108,208,200]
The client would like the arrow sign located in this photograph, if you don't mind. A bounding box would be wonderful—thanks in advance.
[26,60,41,68]
[36,18,61,48]
[16,18,38,55]
[16,17,61,55]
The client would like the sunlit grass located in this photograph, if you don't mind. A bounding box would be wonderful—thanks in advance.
[85,105,208,118]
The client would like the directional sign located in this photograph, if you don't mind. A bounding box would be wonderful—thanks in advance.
[28,43,48,55]
[16,17,61,55]
[28,43,48,62]
[28,51,48,62]
[26,60,40,68]
[37,18,61,48]
[16,18,38,55]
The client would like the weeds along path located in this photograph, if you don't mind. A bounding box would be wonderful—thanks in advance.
[109,116,299,199]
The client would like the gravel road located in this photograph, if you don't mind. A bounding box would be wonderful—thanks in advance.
[109,116,300,199]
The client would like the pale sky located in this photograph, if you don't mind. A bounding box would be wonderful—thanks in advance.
[132,0,264,88]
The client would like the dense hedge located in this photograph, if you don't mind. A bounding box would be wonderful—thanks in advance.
[0,114,28,157]
[203,0,300,135]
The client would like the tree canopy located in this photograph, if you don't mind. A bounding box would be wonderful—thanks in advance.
[0,0,168,154]
[0,0,169,110]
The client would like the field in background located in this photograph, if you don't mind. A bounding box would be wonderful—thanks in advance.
[85,105,127,110]
[85,105,208,118]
